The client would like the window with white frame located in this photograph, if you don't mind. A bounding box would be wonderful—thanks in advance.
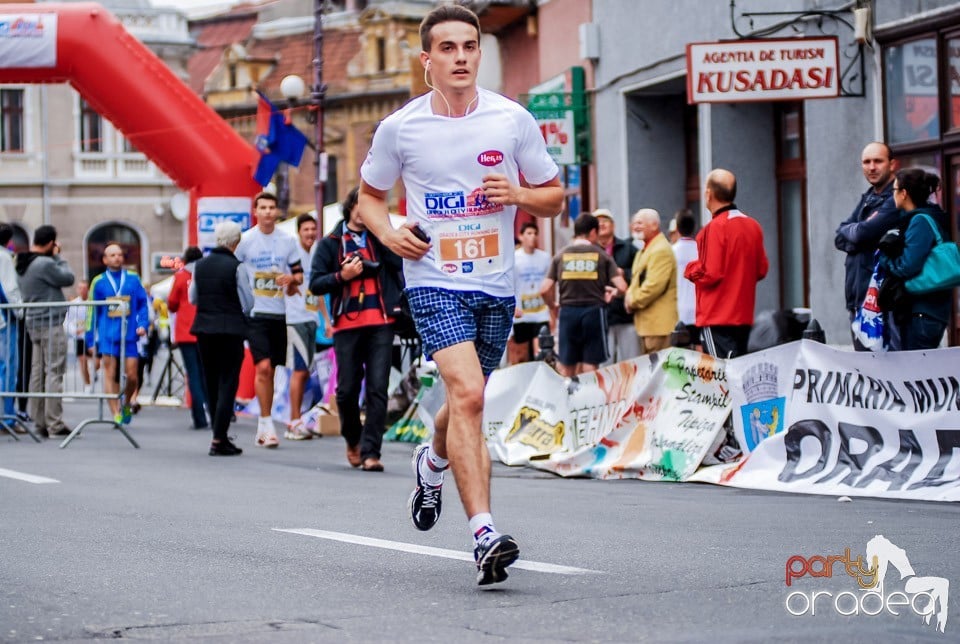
[75,94,154,178]
[79,97,103,153]
[1,89,24,153]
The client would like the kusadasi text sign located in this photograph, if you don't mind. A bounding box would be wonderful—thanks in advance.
[686,37,839,103]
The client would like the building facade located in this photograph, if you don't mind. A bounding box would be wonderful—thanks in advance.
[589,0,960,346]
[0,0,195,286]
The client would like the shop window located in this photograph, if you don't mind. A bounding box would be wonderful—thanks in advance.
[884,37,939,145]
[948,36,960,131]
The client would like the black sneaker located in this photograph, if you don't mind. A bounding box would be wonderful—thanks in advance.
[407,443,442,531]
[474,534,520,586]
[209,440,243,456]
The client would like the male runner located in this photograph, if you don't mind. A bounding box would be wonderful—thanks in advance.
[358,5,563,585]
[234,192,303,447]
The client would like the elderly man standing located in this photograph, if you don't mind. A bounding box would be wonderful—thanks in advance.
[15,225,75,437]
[593,208,637,364]
[684,169,768,359]
[625,209,678,354]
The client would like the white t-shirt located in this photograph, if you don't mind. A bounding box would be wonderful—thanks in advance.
[672,237,698,325]
[513,247,551,324]
[361,88,559,297]
[285,243,318,325]
[235,226,301,317]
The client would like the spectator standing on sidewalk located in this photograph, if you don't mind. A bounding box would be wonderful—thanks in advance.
[0,223,22,427]
[672,210,700,349]
[64,280,94,393]
[190,222,253,456]
[167,246,209,431]
[624,208,678,354]
[15,225,75,438]
[834,142,901,350]
[684,169,768,359]
[593,209,637,365]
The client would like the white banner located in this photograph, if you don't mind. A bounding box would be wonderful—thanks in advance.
[483,349,729,480]
[0,14,57,69]
[697,341,960,502]
[196,197,251,252]
[686,37,839,103]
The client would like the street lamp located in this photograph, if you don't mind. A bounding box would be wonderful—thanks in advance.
[277,74,307,216]
[274,0,326,219]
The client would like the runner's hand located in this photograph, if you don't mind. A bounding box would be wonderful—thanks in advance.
[481,172,520,205]
[385,225,430,261]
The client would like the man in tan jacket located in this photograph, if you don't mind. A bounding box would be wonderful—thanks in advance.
[624,208,678,354]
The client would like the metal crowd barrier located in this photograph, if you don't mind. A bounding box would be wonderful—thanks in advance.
[0,299,136,449]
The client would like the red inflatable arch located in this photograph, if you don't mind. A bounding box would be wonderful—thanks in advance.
[0,3,260,245]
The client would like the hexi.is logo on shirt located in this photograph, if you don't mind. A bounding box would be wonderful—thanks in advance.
[477,150,504,167]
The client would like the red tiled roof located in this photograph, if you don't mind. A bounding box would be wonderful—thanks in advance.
[187,14,258,95]
[249,27,361,97]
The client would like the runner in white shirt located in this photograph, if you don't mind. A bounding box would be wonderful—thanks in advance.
[233,192,303,447]
[357,5,563,586]
[283,213,320,440]
[508,222,551,364]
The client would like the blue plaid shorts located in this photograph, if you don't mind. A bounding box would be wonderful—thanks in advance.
[405,287,515,375]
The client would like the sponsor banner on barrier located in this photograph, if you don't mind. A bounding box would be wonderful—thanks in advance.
[0,14,57,69]
[484,361,566,465]
[483,349,729,480]
[728,341,799,453]
[709,341,960,501]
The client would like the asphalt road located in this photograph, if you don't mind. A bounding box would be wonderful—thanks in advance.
[1,399,957,643]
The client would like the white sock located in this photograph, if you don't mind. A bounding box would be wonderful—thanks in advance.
[258,416,275,434]
[418,445,447,487]
[469,513,498,546]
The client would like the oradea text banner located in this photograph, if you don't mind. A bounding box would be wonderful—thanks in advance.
[708,341,960,501]
[483,349,729,480]
[686,37,839,103]
[0,14,57,69]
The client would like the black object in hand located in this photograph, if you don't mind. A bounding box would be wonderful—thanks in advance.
[348,252,381,277]
[878,228,904,258]
[410,225,431,243]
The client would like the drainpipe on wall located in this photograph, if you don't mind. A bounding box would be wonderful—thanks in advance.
[40,84,50,226]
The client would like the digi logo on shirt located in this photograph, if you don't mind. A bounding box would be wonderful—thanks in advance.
[425,191,466,217]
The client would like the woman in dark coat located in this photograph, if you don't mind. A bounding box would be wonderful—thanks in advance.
[879,169,952,351]
[189,221,254,456]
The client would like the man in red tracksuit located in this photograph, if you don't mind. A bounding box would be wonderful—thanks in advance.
[684,168,768,359]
